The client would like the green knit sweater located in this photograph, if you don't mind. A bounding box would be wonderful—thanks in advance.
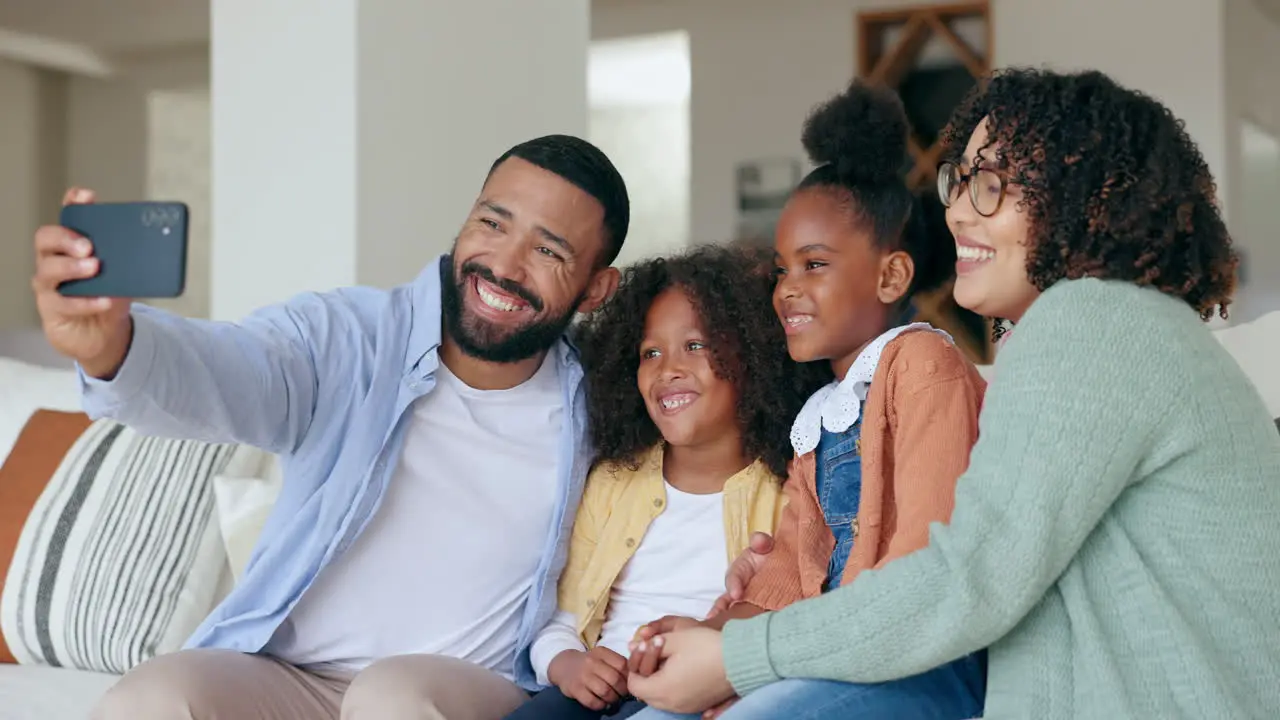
[722,278,1280,719]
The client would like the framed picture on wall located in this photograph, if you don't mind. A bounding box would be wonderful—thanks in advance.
[857,0,994,364]
[734,157,803,248]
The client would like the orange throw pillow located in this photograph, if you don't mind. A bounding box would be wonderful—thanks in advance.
[0,410,91,663]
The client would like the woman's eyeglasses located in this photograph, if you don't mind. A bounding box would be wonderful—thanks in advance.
[937,161,1008,217]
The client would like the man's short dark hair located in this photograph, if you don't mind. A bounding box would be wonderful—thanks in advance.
[489,134,630,267]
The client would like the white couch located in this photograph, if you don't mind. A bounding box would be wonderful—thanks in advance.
[1,312,1277,719]
[0,353,280,720]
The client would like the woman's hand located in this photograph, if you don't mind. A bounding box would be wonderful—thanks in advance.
[628,615,701,677]
[627,626,735,714]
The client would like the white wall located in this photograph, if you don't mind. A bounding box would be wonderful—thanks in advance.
[350,0,590,294]
[995,0,1231,213]
[145,88,211,318]
[1227,0,1280,139]
[593,0,1271,247]
[65,48,208,203]
[1226,0,1280,323]
[591,104,691,267]
[0,58,65,331]
[588,32,692,268]
[64,47,210,318]
[1236,124,1280,322]
[2,0,1274,324]
[593,0,872,246]
[208,0,589,321]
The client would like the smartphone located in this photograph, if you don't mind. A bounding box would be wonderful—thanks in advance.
[57,201,189,298]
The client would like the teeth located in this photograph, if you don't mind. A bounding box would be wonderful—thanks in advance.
[661,395,695,410]
[477,282,524,312]
[785,315,813,326]
[956,245,995,262]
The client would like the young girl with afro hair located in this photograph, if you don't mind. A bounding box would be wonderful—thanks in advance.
[503,245,829,720]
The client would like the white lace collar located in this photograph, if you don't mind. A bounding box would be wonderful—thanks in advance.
[789,323,953,456]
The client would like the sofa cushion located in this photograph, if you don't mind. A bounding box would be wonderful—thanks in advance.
[212,468,281,583]
[0,358,80,469]
[0,663,118,720]
[1196,310,1280,415]
[0,411,94,663]
[1,418,237,673]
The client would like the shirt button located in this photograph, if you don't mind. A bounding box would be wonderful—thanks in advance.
[586,599,596,608]
[625,538,636,548]
[653,498,664,508]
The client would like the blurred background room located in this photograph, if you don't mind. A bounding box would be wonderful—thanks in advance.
[0,0,1276,365]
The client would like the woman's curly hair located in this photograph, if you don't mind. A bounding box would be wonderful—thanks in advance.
[577,245,832,478]
[941,67,1238,321]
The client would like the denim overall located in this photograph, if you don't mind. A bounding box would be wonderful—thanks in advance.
[814,422,863,590]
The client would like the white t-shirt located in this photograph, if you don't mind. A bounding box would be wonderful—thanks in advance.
[529,482,728,685]
[267,355,564,679]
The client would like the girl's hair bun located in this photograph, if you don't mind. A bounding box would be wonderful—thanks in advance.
[801,80,909,186]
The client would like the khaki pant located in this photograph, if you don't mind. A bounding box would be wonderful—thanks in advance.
[92,649,530,720]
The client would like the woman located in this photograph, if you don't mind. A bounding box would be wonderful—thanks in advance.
[627,67,1280,719]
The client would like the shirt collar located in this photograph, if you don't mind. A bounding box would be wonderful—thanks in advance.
[642,443,773,490]
[403,254,447,374]
[789,322,952,456]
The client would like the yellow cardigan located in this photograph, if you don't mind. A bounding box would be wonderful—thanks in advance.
[555,444,786,648]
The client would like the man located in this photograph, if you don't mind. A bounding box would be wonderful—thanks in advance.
[30,135,628,720]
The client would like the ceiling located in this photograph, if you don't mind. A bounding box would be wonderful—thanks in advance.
[1258,0,1280,24]
[0,0,1277,55]
[0,0,208,51]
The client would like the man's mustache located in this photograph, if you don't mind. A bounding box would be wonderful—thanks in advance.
[459,261,545,313]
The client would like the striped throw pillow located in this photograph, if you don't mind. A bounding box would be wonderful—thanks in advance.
[0,419,236,673]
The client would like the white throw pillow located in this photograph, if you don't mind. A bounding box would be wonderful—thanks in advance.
[212,461,282,583]
[0,358,81,468]
[1212,310,1280,417]
[1,419,236,673]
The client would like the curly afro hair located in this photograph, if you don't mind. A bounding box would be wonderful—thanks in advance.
[577,245,831,478]
[941,67,1238,321]
[797,80,956,299]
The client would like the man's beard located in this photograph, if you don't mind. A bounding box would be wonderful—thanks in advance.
[440,256,582,364]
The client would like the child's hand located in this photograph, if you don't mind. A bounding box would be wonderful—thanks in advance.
[628,615,701,676]
[711,531,774,616]
[547,647,629,711]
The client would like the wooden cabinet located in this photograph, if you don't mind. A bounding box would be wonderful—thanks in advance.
[857,1,995,363]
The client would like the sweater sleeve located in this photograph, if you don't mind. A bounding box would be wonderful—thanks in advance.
[739,461,810,611]
[722,279,1178,693]
[874,346,985,569]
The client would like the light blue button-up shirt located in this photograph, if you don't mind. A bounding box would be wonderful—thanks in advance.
[79,254,591,689]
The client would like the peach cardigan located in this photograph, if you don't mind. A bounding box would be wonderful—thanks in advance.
[743,330,986,609]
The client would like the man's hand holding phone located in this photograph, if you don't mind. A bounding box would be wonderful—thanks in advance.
[32,188,134,380]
